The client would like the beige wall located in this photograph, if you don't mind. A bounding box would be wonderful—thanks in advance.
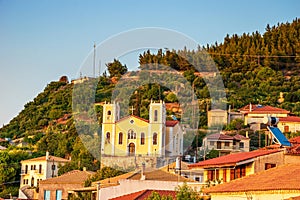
[39,183,84,200]
[254,151,285,173]
[207,110,227,127]
[278,121,300,133]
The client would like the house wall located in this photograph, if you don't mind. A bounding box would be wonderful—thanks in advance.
[39,183,83,200]
[207,110,227,127]
[20,160,69,188]
[245,113,288,125]
[209,190,300,200]
[278,121,300,133]
[254,151,285,173]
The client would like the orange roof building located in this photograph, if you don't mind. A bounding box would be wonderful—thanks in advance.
[109,189,176,200]
[39,170,95,200]
[188,149,284,184]
[204,163,300,200]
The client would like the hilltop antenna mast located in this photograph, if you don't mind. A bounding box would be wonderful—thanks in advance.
[99,60,101,77]
[93,42,96,78]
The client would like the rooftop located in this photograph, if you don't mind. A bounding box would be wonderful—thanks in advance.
[204,163,300,193]
[188,149,281,168]
[240,104,290,114]
[40,170,95,184]
[109,189,176,200]
[206,133,249,141]
[280,116,300,123]
[21,155,70,163]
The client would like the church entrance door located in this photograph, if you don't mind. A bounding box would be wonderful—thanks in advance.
[128,143,135,156]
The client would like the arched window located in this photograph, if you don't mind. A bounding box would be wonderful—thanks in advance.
[106,132,110,143]
[128,129,136,139]
[118,132,123,145]
[153,132,158,145]
[154,110,158,121]
[107,110,111,115]
[141,132,145,145]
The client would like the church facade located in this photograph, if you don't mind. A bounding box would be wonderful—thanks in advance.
[101,100,183,157]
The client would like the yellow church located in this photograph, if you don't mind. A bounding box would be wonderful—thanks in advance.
[101,100,183,157]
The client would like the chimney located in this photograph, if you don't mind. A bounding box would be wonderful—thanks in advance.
[140,162,146,180]
[83,167,86,171]
[246,131,249,138]
[46,151,49,160]
[249,103,252,112]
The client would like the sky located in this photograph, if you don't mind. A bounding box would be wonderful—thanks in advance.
[0,0,299,126]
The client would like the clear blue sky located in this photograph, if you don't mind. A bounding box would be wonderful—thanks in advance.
[0,0,299,126]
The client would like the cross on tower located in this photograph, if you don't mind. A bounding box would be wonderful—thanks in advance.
[130,106,135,115]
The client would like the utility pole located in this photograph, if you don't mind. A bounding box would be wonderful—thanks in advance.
[93,42,96,78]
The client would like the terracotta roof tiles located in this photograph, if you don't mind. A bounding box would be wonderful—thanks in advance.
[240,104,290,114]
[110,189,176,200]
[188,149,281,168]
[280,116,300,123]
[21,155,70,163]
[40,170,95,184]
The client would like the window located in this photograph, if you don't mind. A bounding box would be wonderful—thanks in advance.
[225,142,230,147]
[209,141,214,146]
[39,164,42,174]
[230,169,235,180]
[23,179,26,185]
[128,129,136,139]
[239,142,244,148]
[31,165,33,170]
[33,165,36,170]
[118,132,123,145]
[223,169,227,182]
[153,133,158,145]
[265,163,276,170]
[31,177,34,187]
[44,190,51,200]
[26,179,29,184]
[25,165,28,174]
[141,133,145,145]
[56,190,62,200]
[106,132,110,143]
[207,170,214,181]
[154,110,158,121]
[107,110,111,115]
[217,141,221,149]
[284,126,289,132]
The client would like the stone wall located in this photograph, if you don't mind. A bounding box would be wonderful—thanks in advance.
[101,155,177,170]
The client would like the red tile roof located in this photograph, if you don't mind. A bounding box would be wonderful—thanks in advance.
[188,149,280,168]
[166,120,179,127]
[280,116,300,123]
[233,134,249,140]
[204,163,300,193]
[40,170,95,184]
[240,104,290,114]
[109,189,176,200]
[290,136,300,144]
[206,133,234,140]
[21,155,70,163]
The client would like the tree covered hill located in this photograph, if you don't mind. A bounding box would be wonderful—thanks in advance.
[0,18,299,197]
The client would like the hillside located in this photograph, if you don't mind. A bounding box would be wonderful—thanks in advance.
[0,18,299,197]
